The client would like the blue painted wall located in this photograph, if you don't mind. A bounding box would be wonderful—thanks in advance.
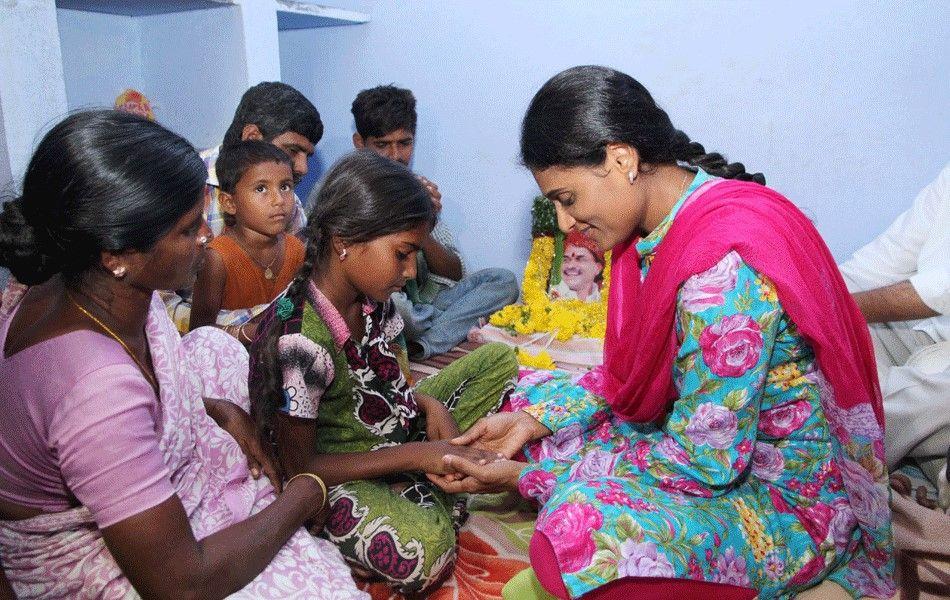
[279,0,949,276]
[57,5,246,149]
[58,10,144,112]
[138,6,246,149]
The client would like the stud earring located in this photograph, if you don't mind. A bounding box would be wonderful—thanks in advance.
[627,170,637,184]
[198,235,209,245]
[339,248,347,261]
[113,266,127,279]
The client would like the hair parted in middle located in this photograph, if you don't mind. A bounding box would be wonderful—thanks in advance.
[248,149,435,457]
[351,85,417,139]
[0,109,205,286]
[521,65,765,184]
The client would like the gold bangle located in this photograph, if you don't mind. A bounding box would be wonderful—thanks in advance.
[287,472,328,510]
[238,323,253,344]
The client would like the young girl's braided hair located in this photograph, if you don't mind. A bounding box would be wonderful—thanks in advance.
[521,65,766,185]
[249,150,435,460]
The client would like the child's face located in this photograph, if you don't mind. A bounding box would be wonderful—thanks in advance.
[342,222,429,303]
[224,161,295,236]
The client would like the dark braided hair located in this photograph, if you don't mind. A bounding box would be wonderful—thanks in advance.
[521,65,765,185]
[249,150,435,463]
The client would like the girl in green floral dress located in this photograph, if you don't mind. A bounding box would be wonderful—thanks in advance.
[249,151,517,594]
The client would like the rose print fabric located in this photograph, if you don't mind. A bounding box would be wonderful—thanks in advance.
[0,286,366,599]
[257,283,517,594]
[513,172,892,599]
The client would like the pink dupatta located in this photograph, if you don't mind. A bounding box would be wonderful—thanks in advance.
[601,179,895,596]
[604,179,882,425]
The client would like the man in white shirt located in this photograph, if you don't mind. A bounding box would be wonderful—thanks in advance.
[839,163,950,498]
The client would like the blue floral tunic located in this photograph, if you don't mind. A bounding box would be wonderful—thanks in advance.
[514,172,887,599]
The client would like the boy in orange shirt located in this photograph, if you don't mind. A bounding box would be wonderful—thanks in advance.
[190,141,305,340]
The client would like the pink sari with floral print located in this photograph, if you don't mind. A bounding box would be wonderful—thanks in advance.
[596,179,895,596]
[0,284,366,599]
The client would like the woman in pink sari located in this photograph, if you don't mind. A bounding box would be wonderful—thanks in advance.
[433,66,895,599]
[0,110,366,599]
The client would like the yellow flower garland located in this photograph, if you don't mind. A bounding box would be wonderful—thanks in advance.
[489,236,611,341]
[516,347,557,370]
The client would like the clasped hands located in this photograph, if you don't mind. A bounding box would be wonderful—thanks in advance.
[422,407,553,495]
[209,391,553,498]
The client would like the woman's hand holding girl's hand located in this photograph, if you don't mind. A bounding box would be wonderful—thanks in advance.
[450,411,551,459]
[416,393,460,441]
[204,398,282,491]
[427,457,524,494]
[414,440,502,476]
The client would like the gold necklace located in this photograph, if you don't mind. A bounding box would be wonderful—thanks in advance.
[231,234,282,280]
[66,292,160,393]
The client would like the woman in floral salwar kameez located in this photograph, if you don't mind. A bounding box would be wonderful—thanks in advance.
[433,66,895,600]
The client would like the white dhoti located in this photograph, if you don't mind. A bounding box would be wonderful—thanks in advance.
[857,308,950,501]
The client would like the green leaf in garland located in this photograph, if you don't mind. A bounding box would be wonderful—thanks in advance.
[549,230,565,288]
[531,195,559,236]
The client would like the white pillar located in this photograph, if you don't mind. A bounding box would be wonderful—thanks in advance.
[233,0,282,85]
[0,0,69,188]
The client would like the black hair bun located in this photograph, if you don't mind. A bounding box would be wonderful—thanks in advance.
[0,197,64,285]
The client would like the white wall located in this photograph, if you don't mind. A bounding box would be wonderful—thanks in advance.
[0,0,70,288]
[233,0,282,85]
[280,0,949,275]
[0,0,69,189]
[56,5,248,149]
[139,6,247,149]
[0,101,11,195]
[58,9,144,111]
